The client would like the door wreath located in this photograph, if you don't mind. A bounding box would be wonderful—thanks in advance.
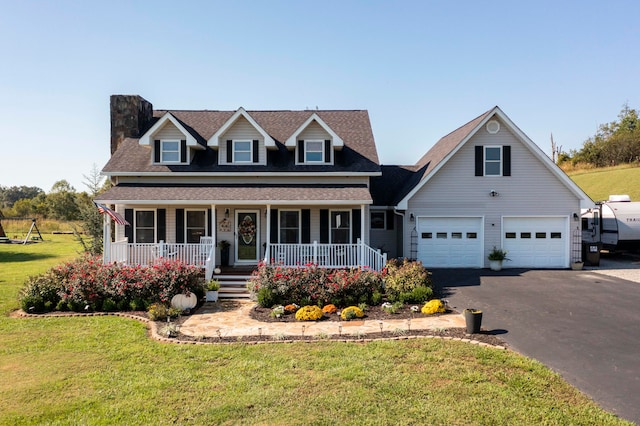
[238,215,256,244]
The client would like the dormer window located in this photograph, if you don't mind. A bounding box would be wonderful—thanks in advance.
[297,139,332,164]
[161,140,180,163]
[154,139,187,164]
[233,140,253,163]
[305,140,324,162]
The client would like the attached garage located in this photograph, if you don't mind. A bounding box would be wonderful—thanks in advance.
[502,217,569,268]
[417,217,483,267]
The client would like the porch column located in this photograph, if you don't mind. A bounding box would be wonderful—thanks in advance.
[360,204,366,266]
[265,204,271,263]
[103,213,111,265]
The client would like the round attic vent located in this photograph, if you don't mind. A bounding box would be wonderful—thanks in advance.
[486,120,500,134]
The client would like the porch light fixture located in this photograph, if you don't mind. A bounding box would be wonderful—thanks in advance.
[573,213,579,221]
[224,208,229,218]
[410,213,415,222]
[490,190,499,197]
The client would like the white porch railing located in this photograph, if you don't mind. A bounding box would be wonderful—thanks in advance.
[266,239,387,271]
[108,240,215,276]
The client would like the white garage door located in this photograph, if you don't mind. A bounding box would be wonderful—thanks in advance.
[503,217,568,268]
[417,217,483,267]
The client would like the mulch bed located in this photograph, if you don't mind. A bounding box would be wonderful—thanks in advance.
[166,303,507,347]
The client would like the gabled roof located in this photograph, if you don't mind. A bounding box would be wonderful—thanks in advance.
[370,165,419,206]
[396,106,593,209]
[284,112,344,148]
[103,109,380,174]
[138,112,203,149]
[207,107,276,147]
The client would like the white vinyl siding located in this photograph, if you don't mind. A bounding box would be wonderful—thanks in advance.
[406,116,579,268]
[155,122,185,140]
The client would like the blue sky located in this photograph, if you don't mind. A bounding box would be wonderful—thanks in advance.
[1,0,639,193]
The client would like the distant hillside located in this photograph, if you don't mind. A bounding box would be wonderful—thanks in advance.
[567,165,640,202]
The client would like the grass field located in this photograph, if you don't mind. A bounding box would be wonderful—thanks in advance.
[567,165,640,202]
[0,235,631,425]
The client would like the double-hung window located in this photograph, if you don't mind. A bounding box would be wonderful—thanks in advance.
[186,210,206,243]
[233,140,252,163]
[161,140,180,163]
[305,140,324,163]
[135,210,155,243]
[484,146,502,176]
[279,210,300,243]
[330,211,351,243]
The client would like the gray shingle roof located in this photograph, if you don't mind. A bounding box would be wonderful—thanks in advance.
[103,109,380,174]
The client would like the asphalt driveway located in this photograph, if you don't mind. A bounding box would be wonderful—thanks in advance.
[432,260,640,424]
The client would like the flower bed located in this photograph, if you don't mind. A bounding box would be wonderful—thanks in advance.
[19,255,204,313]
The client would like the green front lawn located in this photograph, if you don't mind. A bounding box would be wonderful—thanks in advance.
[0,236,630,425]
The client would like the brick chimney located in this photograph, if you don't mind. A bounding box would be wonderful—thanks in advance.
[110,95,153,154]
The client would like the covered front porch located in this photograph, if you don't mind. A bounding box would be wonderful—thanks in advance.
[97,184,387,280]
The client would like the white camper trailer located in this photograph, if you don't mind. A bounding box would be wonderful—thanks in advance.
[582,195,640,251]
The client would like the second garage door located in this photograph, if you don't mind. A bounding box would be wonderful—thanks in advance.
[502,217,568,268]
[417,217,483,267]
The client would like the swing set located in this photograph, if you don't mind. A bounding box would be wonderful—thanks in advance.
[0,210,44,244]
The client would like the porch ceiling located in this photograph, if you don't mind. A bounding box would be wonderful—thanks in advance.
[95,184,372,205]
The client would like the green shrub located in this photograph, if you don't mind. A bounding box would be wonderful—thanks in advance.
[384,259,432,298]
[398,286,433,304]
[21,294,45,313]
[129,298,147,311]
[371,290,383,305]
[257,287,278,308]
[102,298,117,312]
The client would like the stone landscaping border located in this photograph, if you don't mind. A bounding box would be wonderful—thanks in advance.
[11,309,507,350]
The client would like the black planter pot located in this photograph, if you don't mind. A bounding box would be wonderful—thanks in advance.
[220,246,230,266]
[464,309,483,334]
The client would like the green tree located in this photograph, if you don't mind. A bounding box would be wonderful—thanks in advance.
[73,164,108,255]
[47,180,80,220]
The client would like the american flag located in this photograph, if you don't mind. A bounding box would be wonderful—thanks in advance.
[94,202,130,225]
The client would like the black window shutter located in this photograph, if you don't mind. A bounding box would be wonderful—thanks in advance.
[175,209,184,243]
[352,209,361,242]
[252,140,259,163]
[180,140,187,163]
[226,140,233,163]
[320,209,329,243]
[124,209,133,242]
[475,146,483,176]
[154,140,161,163]
[301,209,311,243]
[324,140,331,163]
[207,208,212,236]
[503,145,511,176]
[270,209,278,243]
[297,140,305,163]
[386,210,395,230]
[157,209,166,242]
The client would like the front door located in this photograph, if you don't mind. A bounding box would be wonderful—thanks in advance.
[236,210,260,263]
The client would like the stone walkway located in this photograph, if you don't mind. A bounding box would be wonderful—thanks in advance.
[180,300,466,339]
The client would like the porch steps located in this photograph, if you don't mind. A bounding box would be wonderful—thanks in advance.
[215,274,252,299]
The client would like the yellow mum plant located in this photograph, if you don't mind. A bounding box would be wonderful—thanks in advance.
[340,306,365,320]
[295,305,323,321]
[421,299,446,315]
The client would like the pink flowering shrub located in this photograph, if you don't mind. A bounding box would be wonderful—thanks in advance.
[248,262,383,307]
[19,255,204,312]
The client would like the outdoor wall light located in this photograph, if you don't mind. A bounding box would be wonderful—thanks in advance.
[224,208,229,218]
[573,213,579,221]
[410,213,415,221]
[490,190,499,197]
